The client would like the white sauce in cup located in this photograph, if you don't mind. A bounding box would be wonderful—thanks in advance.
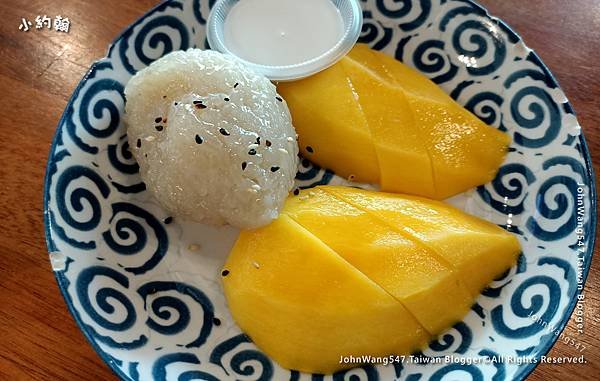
[223,0,345,66]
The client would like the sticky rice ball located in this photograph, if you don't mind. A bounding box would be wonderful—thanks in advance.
[124,49,299,229]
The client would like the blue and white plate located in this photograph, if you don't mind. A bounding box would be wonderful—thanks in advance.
[43,0,596,380]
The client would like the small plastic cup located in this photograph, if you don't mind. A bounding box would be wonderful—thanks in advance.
[206,0,363,81]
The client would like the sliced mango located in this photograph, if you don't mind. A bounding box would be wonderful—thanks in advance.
[223,186,521,373]
[277,62,379,184]
[283,188,473,333]
[373,48,451,102]
[372,49,511,198]
[326,186,521,296]
[340,56,437,198]
[409,99,511,199]
[346,42,390,79]
[278,44,510,199]
[223,214,429,374]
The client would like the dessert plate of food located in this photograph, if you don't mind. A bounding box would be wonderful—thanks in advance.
[43,0,596,380]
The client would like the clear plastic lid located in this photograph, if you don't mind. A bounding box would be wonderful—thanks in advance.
[206,0,363,81]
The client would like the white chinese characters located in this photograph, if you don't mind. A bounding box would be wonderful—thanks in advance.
[19,15,70,32]
[18,18,32,32]
[35,15,52,29]
[54,15,70,32]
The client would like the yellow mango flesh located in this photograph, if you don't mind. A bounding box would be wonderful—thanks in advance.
[277,62,379,183]
[340,55,437,198]
[372,48,511,199]
[373,48,451,102]
[223,214,429,374]
[326,186,521,296]
[223,186,521,373]
[409,100,511,198]
[283,188,473,333]
[278,44,510,199]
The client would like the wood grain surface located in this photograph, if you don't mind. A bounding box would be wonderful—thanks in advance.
[0,0,597,380]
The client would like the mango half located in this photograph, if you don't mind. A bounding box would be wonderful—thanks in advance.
[222,186,520,373]
[277,44,510,199]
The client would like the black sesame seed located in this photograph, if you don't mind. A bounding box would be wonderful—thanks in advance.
[224,97,230,102]
[164,216,173,224]
[162,95,167,99]
[306,146,314,153]
[265,140,272,147]
[255,136,261,145]
[219,128,230,136]
[108,174,112,180]
[270,166,280,172]
[174,102,178,106]
[275,96,283,102]
[193,100,203,104]
[293,189,300,196]
[155,125,163,132]
[195,103,207,109]
[248,149,257,155]
[241,162,247,170]
[221,269,230,277]
[155,117,162,123]
[92,162,99,167]
[213,317,221,326]
[144,154,148,158]
[195,135,203,144]
[234,82,239,88]
[136,139,141,148]
[163,118,167,123]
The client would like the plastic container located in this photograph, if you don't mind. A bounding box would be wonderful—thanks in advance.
[206,0,363,81]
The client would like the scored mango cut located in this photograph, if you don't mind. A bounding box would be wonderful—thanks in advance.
[340,55,437,198]
[371,45,451,103]
[326,186,521,296]
[223,214,429,374]
[409,99,511,199]
[373,49,511,199]
[278,44,510,199]
[277,61,379,184]
[283,187,473,334]
[223,186,521,373]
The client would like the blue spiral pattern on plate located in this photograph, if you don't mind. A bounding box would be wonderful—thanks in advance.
[43,0,596,380]
[152,352,220,381]
[102,202,168,274]
[137,281,214,348]
[209,334,274,380]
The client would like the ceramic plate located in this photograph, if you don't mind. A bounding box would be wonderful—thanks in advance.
[43,0,596,380]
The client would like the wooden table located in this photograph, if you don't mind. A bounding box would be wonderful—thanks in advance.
[0,0,597,380]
